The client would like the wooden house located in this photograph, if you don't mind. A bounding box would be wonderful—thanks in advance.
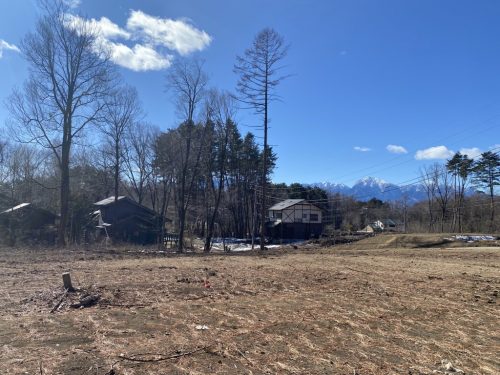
[266,199,323,240]
[0,203,58,244]
[92,196,164,245]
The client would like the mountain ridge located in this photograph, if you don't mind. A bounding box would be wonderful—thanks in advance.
[308,177,427,203]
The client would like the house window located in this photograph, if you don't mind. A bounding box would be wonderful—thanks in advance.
[276,212,282,219]
[310,213,319,222]
[303,213,308,219]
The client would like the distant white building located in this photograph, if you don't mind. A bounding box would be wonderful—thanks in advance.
[359,219,403,233]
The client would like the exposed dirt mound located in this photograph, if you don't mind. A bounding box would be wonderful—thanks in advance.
[342,233,500,250]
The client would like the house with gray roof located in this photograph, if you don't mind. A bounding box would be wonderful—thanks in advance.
[267,199,323,240]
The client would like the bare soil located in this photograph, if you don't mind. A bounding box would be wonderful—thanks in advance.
[0,234,498,374]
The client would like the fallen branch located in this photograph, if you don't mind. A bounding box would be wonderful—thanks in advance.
[235,348,254,365]
[118,346,208,363]
[50,290,68,313]
[71,294,100,309]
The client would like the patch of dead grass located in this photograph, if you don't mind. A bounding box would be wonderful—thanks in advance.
[0,242,498,374]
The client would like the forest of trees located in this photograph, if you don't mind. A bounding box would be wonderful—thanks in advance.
[0,2,498,250]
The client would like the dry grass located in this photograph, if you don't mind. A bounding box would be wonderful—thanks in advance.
[0,235,498,374]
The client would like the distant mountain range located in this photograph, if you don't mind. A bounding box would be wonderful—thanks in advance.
[308,177,428,203]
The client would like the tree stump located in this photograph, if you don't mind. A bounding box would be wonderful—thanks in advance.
[62,272,75,292]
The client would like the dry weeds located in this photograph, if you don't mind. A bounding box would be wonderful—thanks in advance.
[0,235,498,374]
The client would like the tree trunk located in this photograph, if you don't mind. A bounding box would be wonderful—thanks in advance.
[114,137,120,202]
[58,139,70,247]
[490,184,495,232]
[260,76,268,251]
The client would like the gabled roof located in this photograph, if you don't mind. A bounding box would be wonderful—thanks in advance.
[269,199,324,211]
[269,199,305,211]
[94,196,159,217]
[0,202,58,219]
[94,196,127,206]
[1,203,31,214]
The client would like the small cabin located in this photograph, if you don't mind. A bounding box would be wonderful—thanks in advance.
[92,196,164,244]
[0,203,58,244]
[266,199,323,240]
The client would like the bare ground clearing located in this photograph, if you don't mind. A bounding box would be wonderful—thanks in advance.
[0,236,498,374]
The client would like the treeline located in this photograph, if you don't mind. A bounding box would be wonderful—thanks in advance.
[0,1,285,250]
[266,151,499,234]
[1,1,497,249]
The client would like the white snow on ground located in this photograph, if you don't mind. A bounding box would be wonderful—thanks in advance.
[210,243,282,252]
[453,235,496,242]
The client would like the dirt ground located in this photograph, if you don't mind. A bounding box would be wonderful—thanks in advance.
[0,234,498,375]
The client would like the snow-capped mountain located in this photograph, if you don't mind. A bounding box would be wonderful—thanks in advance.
[309,177,428,203]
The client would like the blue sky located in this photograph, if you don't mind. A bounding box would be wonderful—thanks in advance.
[1,0,499,186]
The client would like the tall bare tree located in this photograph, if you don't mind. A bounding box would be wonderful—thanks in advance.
[165,59,208,251]
[7,1,114,245]
[421,165,438,232]
[234,28,289,250]
[446,152,473,232]
[101,85,141,202]
[202,91,237,252]
[123,122,157,205]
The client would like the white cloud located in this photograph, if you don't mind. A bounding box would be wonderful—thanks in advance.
[354,146,371,152]
[459,147,482,159]
[415,145,454,160]
[65,14,130,40]
[126,10,212,55]
[386,144,408,154]
[63,11,211,72]
[107,41,172,71]
[0,39,20,58]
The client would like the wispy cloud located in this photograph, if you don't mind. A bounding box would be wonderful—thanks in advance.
[459,147,482,159]
[0,39,20,59]
[386,144,407,154]
[64,10,211,71]
[415,145,454,160]
[127,10,212,56]
[66,15,131,40]
[354,146,371,152]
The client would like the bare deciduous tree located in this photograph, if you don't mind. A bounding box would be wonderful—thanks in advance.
[165,59,208,252]
[123,122,158,205]
[202,90,237,252]
[421,165,438,232]
[101,85,142,202]
[234,28,289,250]
[6,1,114,246]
